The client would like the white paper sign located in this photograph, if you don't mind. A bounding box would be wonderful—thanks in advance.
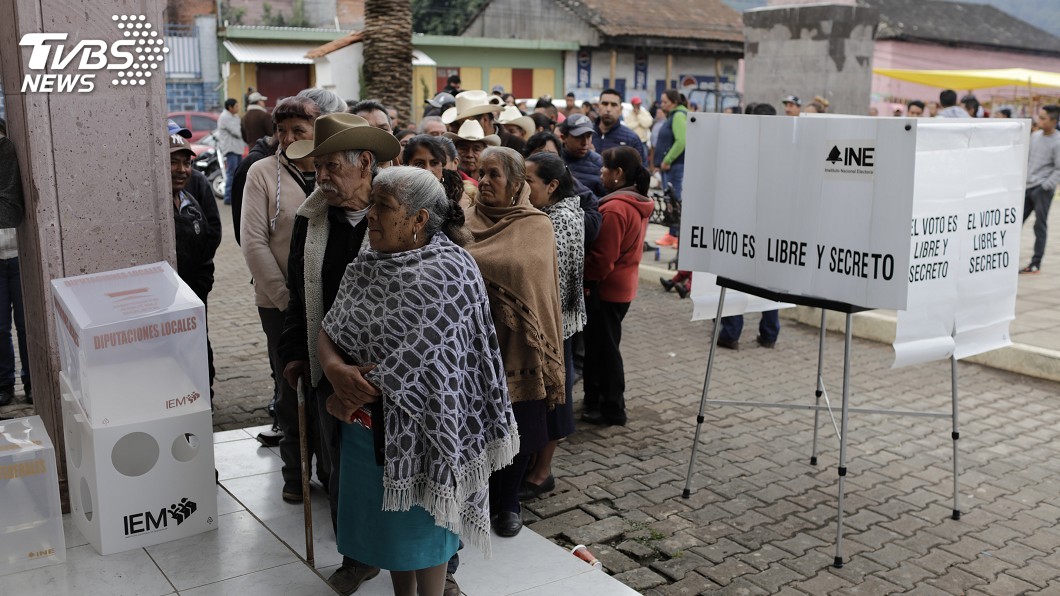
[679,114,917,310]
[688,272,794,321]
[893,121,1028,368]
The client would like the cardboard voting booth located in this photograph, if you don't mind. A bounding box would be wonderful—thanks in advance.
[61,382,217,555]
[50,261,210,426]
[0,416,66,576]
[678,114,1028,568]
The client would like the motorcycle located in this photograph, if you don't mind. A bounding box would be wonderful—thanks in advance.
[191,133,224,200]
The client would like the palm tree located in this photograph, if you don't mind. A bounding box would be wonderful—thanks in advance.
[363,0,413,126]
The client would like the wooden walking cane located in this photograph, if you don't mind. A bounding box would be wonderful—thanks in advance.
[297,377,315,566]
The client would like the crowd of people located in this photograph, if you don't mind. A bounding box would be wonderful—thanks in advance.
[157,78,1060,596]
[162,81,665,596]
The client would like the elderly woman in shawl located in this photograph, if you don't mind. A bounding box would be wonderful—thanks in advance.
[464,146,566,538]
[317,166,518,596]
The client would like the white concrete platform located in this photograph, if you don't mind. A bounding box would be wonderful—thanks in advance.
[3,426,639,596]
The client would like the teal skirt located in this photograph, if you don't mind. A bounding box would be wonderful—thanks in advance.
[336,422,459,571]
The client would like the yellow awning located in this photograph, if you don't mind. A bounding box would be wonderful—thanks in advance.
[873,68,1060,91]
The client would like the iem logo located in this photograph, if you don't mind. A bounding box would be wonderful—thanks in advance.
[826,145,875,167]
[19,14,169,93]
[123,497,197,536]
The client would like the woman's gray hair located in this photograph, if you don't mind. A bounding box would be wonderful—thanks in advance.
[436,135,458,163]
[373,166,451,239]
[297,88,348,115]
[481,146,526,198]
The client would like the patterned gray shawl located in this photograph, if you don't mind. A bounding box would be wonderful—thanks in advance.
[543,196,586,339]
[321,233,518,557]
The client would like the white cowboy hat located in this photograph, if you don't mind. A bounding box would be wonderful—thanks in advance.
[443,119,500,146]
[496,106,535,138]
[441,90,504,124]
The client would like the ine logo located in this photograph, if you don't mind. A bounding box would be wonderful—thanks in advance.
[19,14,169,93]
[123,498,197,536]
[824,141,876,180]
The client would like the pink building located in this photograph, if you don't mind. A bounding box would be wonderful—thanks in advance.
[864,0,1060,115]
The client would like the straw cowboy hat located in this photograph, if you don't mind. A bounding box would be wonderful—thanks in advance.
[441,90,504,124]
[286,113,400,161]
[443,119,500,146]
[496,106,535,138]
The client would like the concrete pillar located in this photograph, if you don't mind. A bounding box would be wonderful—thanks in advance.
[195,14,219,108]
[0,0,175,507]
[742,3,879,115]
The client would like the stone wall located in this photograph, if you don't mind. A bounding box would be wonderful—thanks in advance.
[742,4,878,115]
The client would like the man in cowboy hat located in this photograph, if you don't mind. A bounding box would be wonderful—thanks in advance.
[496,105,534,152]
[444,119,500,204]
[442,89,504,137]
[278,113,399,595]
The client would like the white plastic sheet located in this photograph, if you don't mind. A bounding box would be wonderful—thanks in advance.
[688,272,794,321]
[893,121,1028,368]
[680,113,917,310]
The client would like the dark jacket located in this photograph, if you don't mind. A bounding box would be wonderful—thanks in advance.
[278,208,368,368]
[571,177,602,246]
[242,106,274,147]
[230,136,278,244]
[0,138,25,228]
[173,190,220,301]
[592,122,648,166]
[562,148,606,200]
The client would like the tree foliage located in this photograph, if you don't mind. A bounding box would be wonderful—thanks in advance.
[412,0,490,35]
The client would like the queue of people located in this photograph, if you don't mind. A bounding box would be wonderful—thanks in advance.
[174,84,661,596]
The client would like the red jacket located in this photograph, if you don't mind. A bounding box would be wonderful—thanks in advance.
[584,187,653,303]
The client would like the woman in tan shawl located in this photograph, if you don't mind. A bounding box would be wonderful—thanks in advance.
[464,146,565,538]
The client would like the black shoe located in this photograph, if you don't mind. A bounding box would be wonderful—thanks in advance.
[282,482,303,503]
[659,277,675,292]
[756,335,776,349]
[443,572,460,596]
[257,425,282,447]
[717,337,739,350]
[22,382,31,404]
[675,283,689,299]
[493,511,523,537]
[327,563,381,595]
[518,474,556,500]
[0,386,13,407]
[581,409,626,426]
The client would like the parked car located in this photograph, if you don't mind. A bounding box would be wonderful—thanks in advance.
[168,111,218,143]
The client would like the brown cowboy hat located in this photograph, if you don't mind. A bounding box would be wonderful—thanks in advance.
[441,90,504,124]
[286,113,400,161]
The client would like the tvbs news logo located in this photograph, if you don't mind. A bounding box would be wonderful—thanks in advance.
[19,14,169,93]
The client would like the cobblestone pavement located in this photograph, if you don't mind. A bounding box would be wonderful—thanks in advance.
[6,203,1060,594]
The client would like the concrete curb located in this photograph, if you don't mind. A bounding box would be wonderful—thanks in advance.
[638,261,1060,384]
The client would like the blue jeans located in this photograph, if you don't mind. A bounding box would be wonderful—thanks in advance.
[0,257,28,389]
[224,152,242,205]
[662,161,684,237]
[720,310,780,344]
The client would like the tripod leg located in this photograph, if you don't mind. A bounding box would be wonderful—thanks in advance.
[833,313,853,568]
[683,288,727,498]
[950,355,961,520]
[811,309,826,465]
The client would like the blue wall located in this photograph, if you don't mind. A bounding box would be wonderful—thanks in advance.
[166,80,219,112]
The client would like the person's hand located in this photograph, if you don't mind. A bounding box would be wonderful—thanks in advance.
[323,361,380,409]
[283,360,309,391]
[326,393,361,422]
[660,162,671,172]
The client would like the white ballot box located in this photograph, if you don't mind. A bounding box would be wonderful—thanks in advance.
[51,262,210,426]
[0,416,66,576]
[61,381,217,555]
